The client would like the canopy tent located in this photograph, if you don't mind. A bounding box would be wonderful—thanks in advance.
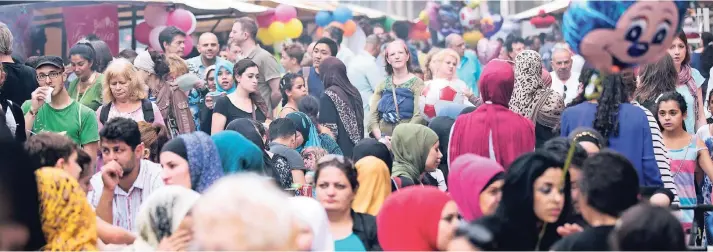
[509,0,569,21]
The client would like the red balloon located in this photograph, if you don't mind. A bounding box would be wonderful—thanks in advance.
[183,36,194,57]
[135,22,152,45]
[256,10,276,28]
[167,9,196,34]
[413,20,427,31]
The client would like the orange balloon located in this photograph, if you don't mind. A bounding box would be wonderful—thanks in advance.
[343,20,357,36]
[328,21,344,30]
[316,27,324,37]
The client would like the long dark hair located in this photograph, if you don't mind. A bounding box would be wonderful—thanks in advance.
[655,91,688,131]
[69,42,96,71]
[280,73,303,107]
[676,32,690,66]
[566,67,596,107]
[591,71,633,139]
[88,39,113,72]
[635,54,677,103]
[233,59,270,119]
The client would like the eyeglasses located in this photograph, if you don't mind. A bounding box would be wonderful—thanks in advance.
[36,72,61,81]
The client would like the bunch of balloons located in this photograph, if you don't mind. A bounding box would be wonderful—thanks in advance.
[135,5,196,57]
[314,6,357,38]
[410,19,431,41]
[255,4,304,45]
[530,9,555,28]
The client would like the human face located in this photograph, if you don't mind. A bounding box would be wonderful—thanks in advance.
[287,77,308,101]
[206,69,216,90]
[199,35,219,60]
[218,68,234,91]
[295,131,305,148]
[449,37,466,57]
[316,166,354,212]
[533,168,565,224]
[437,56,458,79]
[229,23,248,45]
[551,50,573,80]
[160,151,192,189]
[101,140,141,176]
[109,74,132,102]
[78,175,91,193]
[658,100,685,132]
[386,43,409,71]
[59,151,82,180]
[425,141,442,172]
[668,37,686,70]
[70,54,93,78]
[230,44,242,62]
[373,27,385,36]
[280,51,296,70]
[166,35,186,56]
[569,168,581,213]
[508,42,525,60]
[36,65,65,96]
[236,66,259,93]
[437,201,461,251]
[578,142,601,155]
[312,43,332,69]
[479,179,504,216]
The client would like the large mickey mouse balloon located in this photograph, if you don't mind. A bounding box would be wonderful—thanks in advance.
[563,1,689,73]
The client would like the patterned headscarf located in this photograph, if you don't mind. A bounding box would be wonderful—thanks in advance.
[301,146,328,171]
[132,186,201,250]
[509,50,564,128]
[35,168,98,251]
[173,131,224,193]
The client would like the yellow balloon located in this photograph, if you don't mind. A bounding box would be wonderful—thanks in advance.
[467,0,481,9]
[257,27,274,45]
[463,31,483,46]
[285,18,303,39]
[419,11,429,26]
[269,22,286,41]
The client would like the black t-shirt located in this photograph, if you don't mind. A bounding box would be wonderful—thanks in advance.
[550,225,614,251]
[2,62,38,106]
[213,96,266,126]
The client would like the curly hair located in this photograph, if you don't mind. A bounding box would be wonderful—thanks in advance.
[102,59,147,103]
[593,72,629,139]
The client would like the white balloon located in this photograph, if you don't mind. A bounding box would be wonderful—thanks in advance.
[149,25,167,52]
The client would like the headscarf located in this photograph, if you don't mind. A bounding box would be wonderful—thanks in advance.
[391,124,439,182]
[352,138,393,173]
[319,57,364,144]
[509,50,564,128]
[448,154,505,221]
[450,59,535,168]
[429,116,455,178]
[132,186,201,250]
[288,197,334,251]
[225,118,271,174]
[214,60,236,94]
[353,156,392,215]
[436,103,471,120]
[35,168,98,251]
[286,112,321,152]
[134,50,155,74]
[204,65,216,81]
[302,146,328,171]
[161,131,224,192]
[211,130,264,174]
[377,186,452,251]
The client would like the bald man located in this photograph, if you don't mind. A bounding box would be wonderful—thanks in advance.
[445,33,482,96]
[347,35,386,136]
[186,32,230,80]
[549,47,580,105]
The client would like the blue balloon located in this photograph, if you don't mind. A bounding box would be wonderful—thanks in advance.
[315,11,332,27]
[333,6,353,24]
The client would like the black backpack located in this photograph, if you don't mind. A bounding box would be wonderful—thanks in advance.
[99,99,155,124]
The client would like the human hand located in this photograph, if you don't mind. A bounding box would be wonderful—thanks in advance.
[100,161,124,191]
[157,229,192,251]
[556,223,583,237]
[30,87,50,113]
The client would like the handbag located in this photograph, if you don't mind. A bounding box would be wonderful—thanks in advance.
[382,87,401,124]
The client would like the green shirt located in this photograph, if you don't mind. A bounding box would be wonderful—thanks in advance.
[68,73,104,111]
[22,100,99,145]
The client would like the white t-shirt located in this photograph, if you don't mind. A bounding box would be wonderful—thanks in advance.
[549,71,580,105]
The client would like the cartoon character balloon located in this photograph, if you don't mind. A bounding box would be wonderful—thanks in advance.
[438,5,463,38]
[563,1,689,73]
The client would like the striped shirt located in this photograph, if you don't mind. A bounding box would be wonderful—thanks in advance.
[668,135,703,230]
[633,102,678,204]
[87,159,164,232]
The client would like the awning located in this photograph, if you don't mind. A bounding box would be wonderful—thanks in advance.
[341,3,407,21]
[268,0,335,12]
[177,0,269,13]
[509,0,570,21]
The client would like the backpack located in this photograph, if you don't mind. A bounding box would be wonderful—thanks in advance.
[99,99,155,124]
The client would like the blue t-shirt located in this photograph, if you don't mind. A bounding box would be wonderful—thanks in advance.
[335,233,366,251]
[308,67,325,98]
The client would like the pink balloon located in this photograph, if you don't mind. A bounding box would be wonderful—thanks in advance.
[256,10,276,28]
[149,25,166,52]
[167,9,197,34]
[274,4,297,23]
[183,36,194,57]
[134,22,152,45]
[144,5,168,27]
[476,38,502,65]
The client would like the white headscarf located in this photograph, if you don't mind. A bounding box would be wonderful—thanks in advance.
[289,197,335,251]
[130,186,200,250]
[133,50,155,74]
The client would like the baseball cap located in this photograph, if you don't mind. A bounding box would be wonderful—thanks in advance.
[34,56,64,70]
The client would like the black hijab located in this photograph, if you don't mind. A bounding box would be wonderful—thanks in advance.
[475,151,572,251]
[352,138,393,173]
[226,118,272,176]
[319,57,364,142]
[428,116,455,181]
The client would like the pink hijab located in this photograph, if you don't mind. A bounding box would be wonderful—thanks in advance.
[447,154,505,221]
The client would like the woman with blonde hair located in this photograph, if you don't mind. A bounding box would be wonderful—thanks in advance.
[96,59,164,129]
[427,49,477,107]
[423,48,442,81]
[150,52,195,136]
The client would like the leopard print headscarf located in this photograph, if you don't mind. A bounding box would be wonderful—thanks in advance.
[509,50,564,128]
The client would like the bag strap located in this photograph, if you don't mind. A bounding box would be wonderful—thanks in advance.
[99,102,112,125]
[391,177,401,191]
[391,85,400,120]
[302,67,310,84]
[529,89,553,123]
[252,102,257,121]
[141,99,155,123]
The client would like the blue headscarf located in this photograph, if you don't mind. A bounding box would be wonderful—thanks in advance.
[286,112,321,152]
[211,131,264,174]
[214,61,236,94]
[172,132,224,193]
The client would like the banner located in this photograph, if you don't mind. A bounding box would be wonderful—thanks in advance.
[0,5,34,57]
[63,4,119,55]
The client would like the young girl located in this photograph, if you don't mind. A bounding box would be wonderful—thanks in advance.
[277,73,308,118]
[658,91,713,232]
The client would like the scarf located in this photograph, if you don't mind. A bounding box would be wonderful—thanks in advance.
[679,65,700,123]
[132,186,200,250]
[134,50,155,74]
[377,187,452,251]
[288,197,335,251]
[448,154,505,221]
[204,65,216,81]
[509,50,564,128]
[352,138,393,172]
[301,146,328,171]
[225,118,272,175]
[353,156,392,215]
[35,168,98,251]
[168,131,224,192]
[319,57,364,144]
[391,123,439,181]
[214,61,236,94]
[286,112,321,152]
[450,59,535,168]
[211,130,265,174]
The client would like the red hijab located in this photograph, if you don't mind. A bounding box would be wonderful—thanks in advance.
[377,186,451,251]
[448,154,504,221]
[448,59,535,168]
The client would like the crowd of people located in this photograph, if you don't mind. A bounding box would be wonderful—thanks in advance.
[2,10,713,251]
